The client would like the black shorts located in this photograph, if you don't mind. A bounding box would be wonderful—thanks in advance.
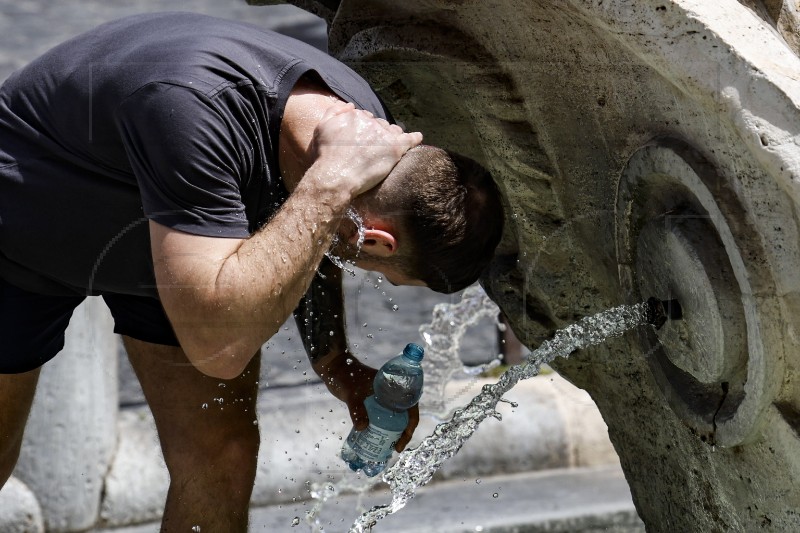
[0,278,179,374]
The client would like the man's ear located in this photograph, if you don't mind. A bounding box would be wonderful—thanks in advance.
[352,229,398,257]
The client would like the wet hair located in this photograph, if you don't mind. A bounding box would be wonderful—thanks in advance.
[370,145,504,293]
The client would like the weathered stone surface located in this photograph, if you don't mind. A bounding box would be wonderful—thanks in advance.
[99,410,168,528]
[0,477,44,533]
[13,298,118,532]
[737,0,800,56]
[248,0,800,530]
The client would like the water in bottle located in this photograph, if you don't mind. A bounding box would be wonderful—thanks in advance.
[341,343,424,476]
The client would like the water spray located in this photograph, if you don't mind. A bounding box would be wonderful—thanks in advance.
[348,294,683,532]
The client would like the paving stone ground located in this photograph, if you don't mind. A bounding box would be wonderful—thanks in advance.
[97,465,644,533]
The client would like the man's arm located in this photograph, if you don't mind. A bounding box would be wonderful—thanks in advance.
[150,103,421,379]
[294,257,375,428]
[294,257,419,451]
[294,257,348,367]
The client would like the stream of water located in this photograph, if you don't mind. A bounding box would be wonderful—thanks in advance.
[347,297,657,532]
[325,208,366,276]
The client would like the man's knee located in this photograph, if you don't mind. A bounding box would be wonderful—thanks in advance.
[163,422,260,491]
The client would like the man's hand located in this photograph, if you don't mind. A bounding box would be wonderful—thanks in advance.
[308,102,423,198]
[313,352,419,452]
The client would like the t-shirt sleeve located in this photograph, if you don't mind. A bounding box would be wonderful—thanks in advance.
[115,82,252,238]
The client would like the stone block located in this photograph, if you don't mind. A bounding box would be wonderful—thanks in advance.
[13,298,118,532]
[0,476,44,533]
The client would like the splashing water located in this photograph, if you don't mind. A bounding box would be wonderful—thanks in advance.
[304,286,501,530]
[304,476,383,532]
[348,207,366,250]
[349,299,655,532]
[326,208,366,277]
[418,286,503,419]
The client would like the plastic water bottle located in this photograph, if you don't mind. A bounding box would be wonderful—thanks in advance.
[341,343,425,476]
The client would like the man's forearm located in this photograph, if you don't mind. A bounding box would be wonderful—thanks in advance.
[295,256,348,367]
[153,167,352,379]
[295,264,378,417]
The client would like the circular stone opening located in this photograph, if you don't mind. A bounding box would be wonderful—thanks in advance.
[615,139,775,446]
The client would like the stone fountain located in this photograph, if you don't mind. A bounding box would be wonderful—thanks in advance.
[247,0,800,530]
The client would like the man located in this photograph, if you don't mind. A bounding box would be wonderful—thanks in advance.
[0,12,503,531]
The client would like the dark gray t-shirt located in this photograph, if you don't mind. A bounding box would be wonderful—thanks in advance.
[0,12,390,296]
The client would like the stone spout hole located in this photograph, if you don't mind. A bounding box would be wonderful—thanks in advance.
[645,297,684,330]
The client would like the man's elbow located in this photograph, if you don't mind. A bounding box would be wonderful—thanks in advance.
[180,340,255,380]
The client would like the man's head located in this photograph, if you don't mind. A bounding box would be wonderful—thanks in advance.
[341,145,504,293]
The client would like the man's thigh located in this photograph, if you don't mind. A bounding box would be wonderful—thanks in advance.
[122,336,261,460]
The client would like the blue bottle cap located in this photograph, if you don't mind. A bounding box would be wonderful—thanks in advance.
[403,343,424,362]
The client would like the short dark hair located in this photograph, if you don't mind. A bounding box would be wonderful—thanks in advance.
[375,145,504,293]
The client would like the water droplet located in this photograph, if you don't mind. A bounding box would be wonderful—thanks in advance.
[346,358,353,365]
[492,493,498,498]
[475,478,481,484]
[291,517,300,526]
[201,403,208,410]
[392,305,399,312]
[191,526,201,532]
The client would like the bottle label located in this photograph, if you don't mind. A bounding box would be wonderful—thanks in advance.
[349,424,403,463]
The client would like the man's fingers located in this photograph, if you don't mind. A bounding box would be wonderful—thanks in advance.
[350,400,370,431]
[400,131,423,151]
[395,404,420,452]
[310,103,424,197]
[371,117,395,131]
[319,101,354,124]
